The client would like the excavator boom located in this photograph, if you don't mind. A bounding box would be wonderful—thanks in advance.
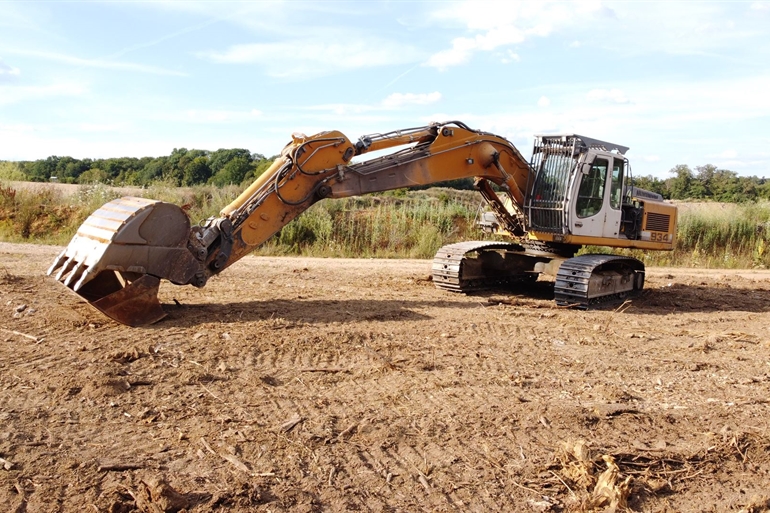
[48,121,533,326]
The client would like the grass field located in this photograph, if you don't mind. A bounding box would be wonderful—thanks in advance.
[2,181,769,268]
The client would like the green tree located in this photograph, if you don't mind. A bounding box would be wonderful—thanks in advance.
[114,156,152,185]
[0,161,26,181]
[209,156,252,186]
[630,174,667,198]
[183,156,212,186]
[710,169,741,201]
[163,148,188,185]
[757,179,770,200]
[55,156,85,183]
[694,164,717,199]
[138,157,168,184]
[209,148,250,175]
[666,164,693,200]
[26,156,60,181]
[77,167,109,184]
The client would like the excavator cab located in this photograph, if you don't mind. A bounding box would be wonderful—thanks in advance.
[569,149,626,239]
[524,134,676,251]
[527,135,650,242]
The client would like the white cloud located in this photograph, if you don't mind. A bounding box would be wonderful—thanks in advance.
[198,38,421,78]
[425,28,529,70]
[5,49,187,76]
[305,103,373,116]
[0,115,292,160]
[0,129,174,160]
[537,96,550,107]
[424,38,478,69]
[76,123,125,133]
[718,149,738,159]
[104,16,228,61]
[0,2,54,34]
[0,60,20,77]
[499,49,521,64]
[425,2,768,68]
[381,92,441,108]
[305,91,442,116]
[595,3,765,57]
[138,1,287,32]
[184,109,263,124]
[586,88,631,104]
[0,123,36,132]
[425,1,604,69]
[0,82,88,106]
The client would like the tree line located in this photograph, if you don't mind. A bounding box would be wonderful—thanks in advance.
[0,148,275,187]
[1,150,768,202]
[632,164,770,202]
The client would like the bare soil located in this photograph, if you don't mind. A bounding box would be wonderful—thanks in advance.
[2,242,770,512]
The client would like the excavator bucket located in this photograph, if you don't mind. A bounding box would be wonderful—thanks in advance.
[47,196,201,327]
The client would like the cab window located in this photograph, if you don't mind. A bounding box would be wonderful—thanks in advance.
[576,158,608,218]
[610,158,624,210]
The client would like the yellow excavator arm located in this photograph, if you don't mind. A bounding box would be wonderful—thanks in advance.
[48,121,533,326]
[214,121,531,272]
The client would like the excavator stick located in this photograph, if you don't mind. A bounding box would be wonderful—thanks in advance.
[47,196,200,326]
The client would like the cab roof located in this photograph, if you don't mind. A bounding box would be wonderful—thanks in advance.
[535,134,629,155]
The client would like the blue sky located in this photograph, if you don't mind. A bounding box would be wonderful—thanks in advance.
[1,1,769,178]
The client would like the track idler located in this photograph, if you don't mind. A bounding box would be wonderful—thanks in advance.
[47,197,201,326]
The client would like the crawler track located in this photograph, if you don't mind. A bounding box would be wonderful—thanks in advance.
[554,254,645,308]
[431,241,532,293]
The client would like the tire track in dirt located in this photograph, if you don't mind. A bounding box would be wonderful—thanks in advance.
[3,243,770,510]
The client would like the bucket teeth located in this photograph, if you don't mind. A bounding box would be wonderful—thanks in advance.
[63,261,88,289]
[47,252,67,277]
[54,256,78,283]
[49,254,90,292]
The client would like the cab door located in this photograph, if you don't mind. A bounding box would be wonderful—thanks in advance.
[569,153,624,239]
[603,157,625,238]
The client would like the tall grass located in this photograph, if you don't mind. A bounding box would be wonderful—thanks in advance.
[669,202,770,268]
[598,201,770,269]
[0,182,484,258]
[0,182,243,246]
[0,183,83,244]
[3,180,770,268]
[259,191,480,258]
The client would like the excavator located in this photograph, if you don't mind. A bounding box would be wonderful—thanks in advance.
[47,121,677,326]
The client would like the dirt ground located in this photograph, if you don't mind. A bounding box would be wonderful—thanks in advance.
[2,242,770,512]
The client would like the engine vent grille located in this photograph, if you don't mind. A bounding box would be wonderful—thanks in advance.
[645,212,671,232]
